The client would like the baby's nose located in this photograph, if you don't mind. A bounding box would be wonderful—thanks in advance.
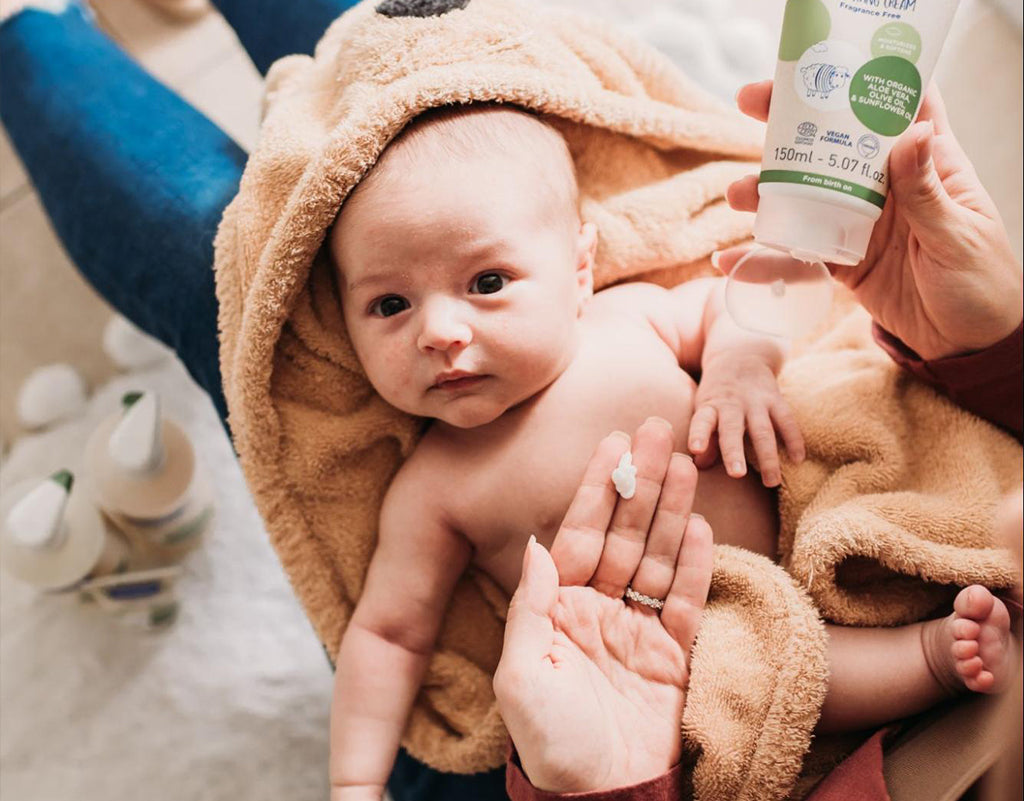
[416,301,473,352]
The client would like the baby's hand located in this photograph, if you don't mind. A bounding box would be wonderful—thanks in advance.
[687,351,804,487]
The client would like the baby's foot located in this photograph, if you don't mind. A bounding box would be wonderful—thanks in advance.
[925,585,1018,695]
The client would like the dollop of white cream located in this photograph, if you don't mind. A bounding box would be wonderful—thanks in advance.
[611,451,638,499]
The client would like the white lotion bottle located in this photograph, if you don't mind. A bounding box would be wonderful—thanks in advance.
[1,470,129,590]
[726,0,961,338]
[83,391,214,559]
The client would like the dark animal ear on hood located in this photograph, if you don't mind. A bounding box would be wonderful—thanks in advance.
[376,0,470,17]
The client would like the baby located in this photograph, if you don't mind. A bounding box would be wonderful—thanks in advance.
[326,105,1016,799]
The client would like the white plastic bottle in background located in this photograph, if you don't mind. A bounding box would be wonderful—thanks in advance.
[83,391,214,561]
[0,470,130,590]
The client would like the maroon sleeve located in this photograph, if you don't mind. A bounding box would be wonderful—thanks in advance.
[505,747,685,801]
[872,322,1023,440]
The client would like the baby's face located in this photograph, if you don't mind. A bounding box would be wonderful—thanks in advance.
[332,150,594,430]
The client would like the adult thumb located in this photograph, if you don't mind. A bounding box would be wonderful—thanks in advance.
[888,120,958,240]
[498,537,559,679]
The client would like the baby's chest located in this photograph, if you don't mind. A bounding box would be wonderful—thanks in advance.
[452,323,697,593]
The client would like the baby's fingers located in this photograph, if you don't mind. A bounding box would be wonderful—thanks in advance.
[746,407,781,487]
[717,405,747,478]
[770,400,806,465]
[688,404,717,455]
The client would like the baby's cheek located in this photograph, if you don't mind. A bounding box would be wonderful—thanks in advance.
[356,338,409,391]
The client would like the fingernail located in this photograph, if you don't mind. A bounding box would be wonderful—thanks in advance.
[691,439,705,451]
[672,452,694,463]
[609,430,631,444]
[916,121,934,169]
[643,416,672,430]
[689,513,705,522]
[710,251,722,272]
[731,462,745,476]
[523,535,545,587]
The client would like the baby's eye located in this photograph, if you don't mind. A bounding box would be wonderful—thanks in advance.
[370,295,410,318]
[470,272,510,295]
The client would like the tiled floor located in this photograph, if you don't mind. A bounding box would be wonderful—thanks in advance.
[0,0,263,448]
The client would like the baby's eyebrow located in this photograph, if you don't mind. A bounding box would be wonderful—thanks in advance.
[346,273,393,294]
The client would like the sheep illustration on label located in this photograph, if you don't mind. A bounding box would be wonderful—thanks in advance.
[800,62,851,99]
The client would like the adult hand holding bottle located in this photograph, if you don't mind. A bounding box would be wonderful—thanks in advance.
[721,81,1023,360]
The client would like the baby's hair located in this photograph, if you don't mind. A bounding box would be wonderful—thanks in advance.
[344,103,580,222]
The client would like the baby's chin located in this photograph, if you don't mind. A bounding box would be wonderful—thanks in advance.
[431,401,508,430]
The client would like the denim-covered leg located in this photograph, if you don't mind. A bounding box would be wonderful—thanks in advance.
[209,0,362,76]
[0,3,246,424]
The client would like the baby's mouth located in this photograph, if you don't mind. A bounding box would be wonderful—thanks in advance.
[432,373,489,391]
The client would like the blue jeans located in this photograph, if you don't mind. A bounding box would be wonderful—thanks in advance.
[0,4,508,799]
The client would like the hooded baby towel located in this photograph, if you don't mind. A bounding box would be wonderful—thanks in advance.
[217,0,856,797]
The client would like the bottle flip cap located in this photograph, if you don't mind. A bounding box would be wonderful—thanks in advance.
[724,246,834,339]
[1,471,107,590]
[109,391,164,474]
[725,191,877,338]
[6,470,73,549]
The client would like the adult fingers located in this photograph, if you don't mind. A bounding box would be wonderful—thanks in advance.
[660,515,714,654]
[725,174,760,213]
[770,400,806,465]
[716,405,747,478]
[625,454,699,614]
[746,407,781,487]
[590,417,675,599]
[888,120,962,243]
[496,538,559,694]
[916,83,952,136]
[550,431,630,586]
[736,80,772,122]
[688,404,718,455]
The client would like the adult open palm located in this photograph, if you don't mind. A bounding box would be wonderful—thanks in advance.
[493,421,712,794]
[721,81,1022,360]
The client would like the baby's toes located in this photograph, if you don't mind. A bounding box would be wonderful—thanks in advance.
[964,669,996,693]
[955,655,984,679]
[951,639,979,660]
[951,616,980,642]
[953,585,995,622]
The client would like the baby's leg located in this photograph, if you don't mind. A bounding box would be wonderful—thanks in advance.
[818,586,1018,733]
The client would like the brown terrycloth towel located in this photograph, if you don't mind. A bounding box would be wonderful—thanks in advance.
[214,0,827,796]
[777,308,1023,627]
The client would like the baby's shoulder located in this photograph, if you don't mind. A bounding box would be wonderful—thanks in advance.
[588,281,672,318]
[586,281,680,353]
[382,440,456,520]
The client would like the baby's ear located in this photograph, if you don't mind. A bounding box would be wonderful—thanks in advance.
[575,222,597,314]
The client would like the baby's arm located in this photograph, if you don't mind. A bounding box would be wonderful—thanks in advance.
[329,467,471,801]
[645,277,805,486]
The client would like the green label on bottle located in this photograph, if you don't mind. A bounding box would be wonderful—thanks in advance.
[849,56,922,136]
[760,169,887,208]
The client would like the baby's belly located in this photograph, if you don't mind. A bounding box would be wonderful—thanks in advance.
[475,465,778,597]
[461,364,778,596]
